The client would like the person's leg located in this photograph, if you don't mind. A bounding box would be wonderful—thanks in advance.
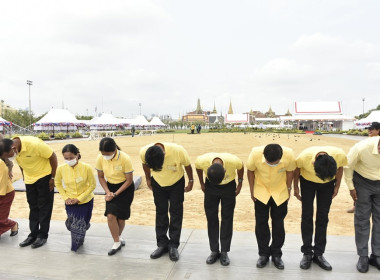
[117,219,125,236]
[36,175,54,239]
[354,174,373,257]
[152,178,170,248]
[107,214,120,242]
[168,177,185,248]
[300,177,316,255]
[270,200,288,257]
[220,181,236,252]
[370,182,380,257]
[255,199,271,257]
[314,180,334,256]
[204,183,221,252]
[25,183,39,238]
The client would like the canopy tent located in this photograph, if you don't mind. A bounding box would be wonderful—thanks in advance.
[131,115,150,127]
[89,113,125,130]
[149,117,166,127]
[34,109,86,132]
[355,110,380,129]
[0,116,12,132]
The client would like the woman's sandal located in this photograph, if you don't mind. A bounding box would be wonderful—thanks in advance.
[10,222,19,236]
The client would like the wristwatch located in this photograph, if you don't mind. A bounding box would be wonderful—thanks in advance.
[189,179,194,183]
[238,178,243,183]
[113,193,118,197]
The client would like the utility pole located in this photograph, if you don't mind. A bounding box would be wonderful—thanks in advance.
[27,80,33,126]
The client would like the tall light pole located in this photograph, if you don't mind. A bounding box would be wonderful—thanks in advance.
[139,103,142,115]
[27,80,33,126]
[362,98,365,114]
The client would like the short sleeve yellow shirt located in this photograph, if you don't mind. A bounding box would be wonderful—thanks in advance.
[246,146,296,205]
[0,160,14,195]
[195,153,243,185]
[296,146,348,183]
[140,142,191,187]
[96,150,133,184]
[15,136,53,184]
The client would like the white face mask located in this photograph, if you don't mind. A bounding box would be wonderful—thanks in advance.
[8,151,17,161]
[65,158,77,167]
[265,161,280,167]
[103,153,115,161]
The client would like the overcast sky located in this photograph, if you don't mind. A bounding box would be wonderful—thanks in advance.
[1,0,379,118]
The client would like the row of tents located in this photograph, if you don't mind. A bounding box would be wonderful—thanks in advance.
[0,109,166,132]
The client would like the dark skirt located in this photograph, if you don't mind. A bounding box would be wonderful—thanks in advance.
[0,190,16,235]
[65,199,94,251]
[104,181,135,220]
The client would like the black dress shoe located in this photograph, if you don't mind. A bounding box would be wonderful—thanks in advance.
[220,252,230,266]
[369,254,380,270]
[272,256,284,270]
[169,247,179,261]
[31,238,47,249]
[206,252,221,264]
[357,256,369,273]
[256,256,270,268]
[108,244,122,256]
[313,255,332,271]
[150,247,169,259]
[300,254,312,269]
[120,240,126,246]
[19,237,36,247]
[10,222,18,236]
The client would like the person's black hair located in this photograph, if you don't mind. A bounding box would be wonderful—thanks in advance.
[1,139,13,154]
[99,137,120,152]
[263,144,283,163]
[314,154,337,181]
[207,163,225,185]
[62,144,81,160]
[145,145,164,172]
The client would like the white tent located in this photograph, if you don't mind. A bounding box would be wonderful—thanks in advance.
[34,109,85,131]
[355,110,380,129]
[0,116,12,132]
[149,117,166,127]
[131,115,150,127]
[89,113,124,130]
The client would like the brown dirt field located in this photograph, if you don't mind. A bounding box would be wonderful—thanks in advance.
[9,132,358,236]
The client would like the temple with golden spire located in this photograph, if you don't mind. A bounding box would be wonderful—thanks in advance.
[182,98,209,122]
[228,99,233,114]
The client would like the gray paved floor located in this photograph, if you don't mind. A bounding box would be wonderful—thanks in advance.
[0,219,378,279]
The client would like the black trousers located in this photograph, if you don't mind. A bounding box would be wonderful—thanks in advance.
[255,197,288,257]
[25,174,54,239]
[152,176,184,249]
[204,179,236,252]
[300,176,335,256]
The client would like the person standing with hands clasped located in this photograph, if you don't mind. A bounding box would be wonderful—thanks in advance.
[294,146,347,271]
[195,153,244,266]
[247,144,296,270]
[344,136,380,273]
[55,144,96,252]
[96,138,135,256]
[140,142,193,262]
[1,136,57,249]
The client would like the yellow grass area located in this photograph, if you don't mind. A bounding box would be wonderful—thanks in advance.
[10,132,358,235]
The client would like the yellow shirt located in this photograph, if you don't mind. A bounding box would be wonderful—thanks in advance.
[246,146,296,205]
[95,150,133,184]
[195,153,243,185]
[344,136,380,190]
[15,136,53,184]
[55,161,96,204]
[0,160,14,196]
[140,142,191,187]
[296,146,348,183]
